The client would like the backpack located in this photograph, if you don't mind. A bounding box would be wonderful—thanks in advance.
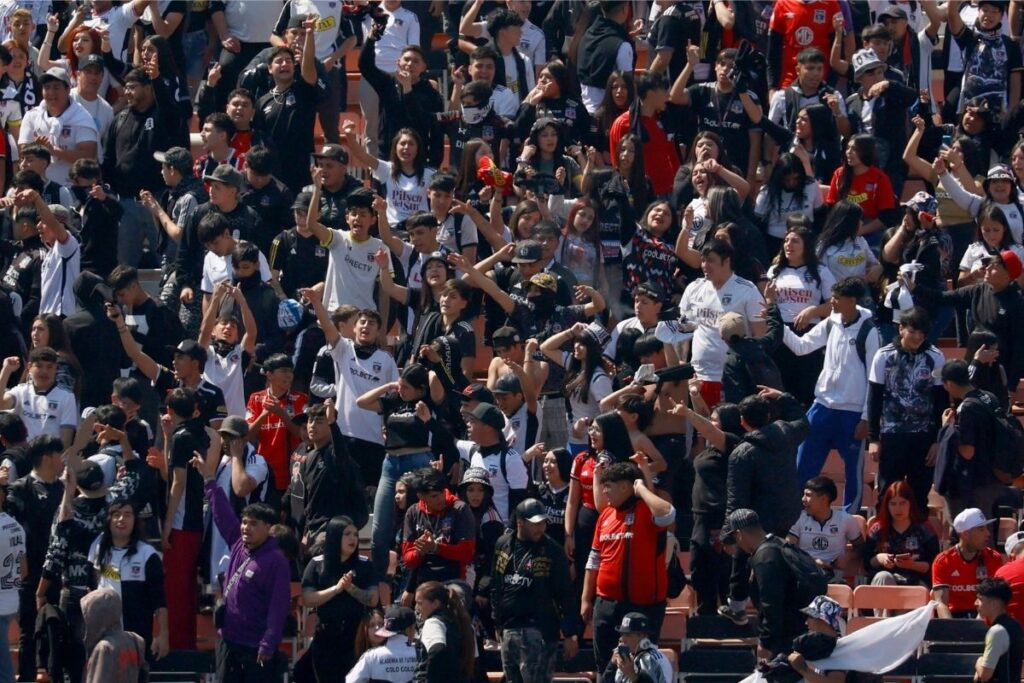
[962,395,1024,484]
[825,318,876,366]
[770,535,830,606]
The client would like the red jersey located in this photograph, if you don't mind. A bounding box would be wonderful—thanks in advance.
[246,389,307,490]
[231,130,253,157]
[995,559,1024,626]
[571,452,598,510]
[826,166,896,220]
[608,111,680,197]
[590,498,671,604]
[931,546,1004,614]
[769,0,841,88]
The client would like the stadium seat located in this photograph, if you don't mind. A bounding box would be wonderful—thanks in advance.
[847,615,884,633]
[683,615,759,650]
[826,583,853,610]
[678,646,756,683]
[922,618,988,654]
[851,585,929,615]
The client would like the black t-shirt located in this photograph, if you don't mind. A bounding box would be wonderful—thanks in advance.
[410,315,476,361]
[440,110,514,170]
[102,104,169,199]
[379,391,431,452]
[686,83,761,173]
[140,1,188,80]
[301,554,374,627]
[0,236,43,316]
[153,369,228,427]
[168,421,209,533]
[240,178,295,256]
[268,228,329,299]
[958,389,998,477]
[125,297,186,368]
[254,77,319,193]
[304,176,363,230]
[691,435,739,522]
[648,2,703,82]
[7,473,62,574]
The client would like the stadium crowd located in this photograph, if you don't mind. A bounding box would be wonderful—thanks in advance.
[0,0,1022,682]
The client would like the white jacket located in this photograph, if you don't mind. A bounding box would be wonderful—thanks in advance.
[782,306,880,416]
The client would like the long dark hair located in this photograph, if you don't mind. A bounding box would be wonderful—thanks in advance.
[817,201,865,255]
[564,331,605,403]
[615,133,648,207]
[765,153,809,216]
[771,225,824,288]
[686,130,733,168]
[593,410,634,461]
[416,581,476,678]
[321,515,357,578]
[389,128,427,182]
[96,499,143,569]
[974,205,1017,250]
[143,34,180,78]
[836,135,878,199]
[454,137,488,200]
[801,104,841,176]
[595,70,634,135]
[540,59,572,99]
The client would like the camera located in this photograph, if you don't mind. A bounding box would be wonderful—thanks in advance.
[727,42,766,93]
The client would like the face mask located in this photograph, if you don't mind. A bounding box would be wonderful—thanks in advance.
[461,102,491,125]
[70,186,90,204]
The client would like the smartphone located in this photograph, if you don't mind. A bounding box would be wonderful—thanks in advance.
[617,644,631,660]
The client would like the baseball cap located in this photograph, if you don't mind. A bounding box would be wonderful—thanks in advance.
[154,147,194,175]
[375,606,416,638]
[76,460,108,498]
[615,612,652,634]
[952,508,995,534]
[852,48,884,78]
[172,339,208,364]
[511,240,543,263]
[79,54,105,71]
[634,281,665,304]
[528,272,558,293]
[515,498,549,524]
[492,373,522,395]
[218,415,250,438]
[980,249,1024,280]
[203,164,244,189]
[492,326,522,348]
[40,66,70,86]
[1006,531,1024,557]
[277,298,304,331]
[580,321,610,348]
[652,363,696,385]
[718,311,748,342]
[722,508,761,539]
[877,5,909,20]
[291,190,315,212]
[459,382,495,404]
[902,190,938,216]
[800,596,843,633]
[985,164,1015,186]
[87,453,117,489]
[286,13,308,29]
[75,271,112,306]
[934,359,970,385]
[313,144,350,165]
[468,402,505,431]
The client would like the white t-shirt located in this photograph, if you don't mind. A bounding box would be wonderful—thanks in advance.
[85,1,141,62]
[204,344,247,418]
[322,228,392,311]
[70,90,114,161]
[765,264,835,324]
[470,446,528,522]
[500,50,535,102]
[88,537,161,596]
[471,18,546,68]
[437,213,479,253]
[604,316,651,360]
[490,84,520,118]
[6,381,78,440]
[200,250,272,294]
[209,449,269,577]
[788,509,862,564]
[40,233,80,317]
[820,238,879,281]
[345,635,418,683]
[331,337,398,444]
[216,0,283,45]
[0,512,24,615]
[754,181,824,239]
[364,5,419,73]
[960,243,1024,275]
[288,0,343,60]
[372,161,434,226]
[561,350,612,437]
[18,101,99,187]
[679,273,764,382]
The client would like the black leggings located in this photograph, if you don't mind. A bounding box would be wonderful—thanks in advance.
[690,512,730,615]
[311,621,358,683]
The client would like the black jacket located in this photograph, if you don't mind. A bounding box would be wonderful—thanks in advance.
[726,393,807,535]
[63,272,125,409]
[845,80,918,175]
[723,303,784,404]
[576,14,631,88]
[750,535,808,654]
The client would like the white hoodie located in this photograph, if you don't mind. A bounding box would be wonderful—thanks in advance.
[782,305,881,416]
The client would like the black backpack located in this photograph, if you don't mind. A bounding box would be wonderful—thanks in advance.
[963,394,1024,484]
[769,535,830,606]
[825,318,876,366]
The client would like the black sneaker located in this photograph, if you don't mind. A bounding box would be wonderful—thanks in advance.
[717,604,749,626]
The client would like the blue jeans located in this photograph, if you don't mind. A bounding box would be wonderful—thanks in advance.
[117,197,158,268]
[0,612,12,683]
[371,451,434,580]
[795,402,865,512]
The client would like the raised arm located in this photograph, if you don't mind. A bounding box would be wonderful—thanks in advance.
[356,381,398,414]
[669,43,700,106]
[340,120,380,172]
[372,248,409,303]
[300,16,318,86]
[458,0,485,38]
[231,285,258,357]
[373,195,405,255]
[902,116,939,181]
[298,287,340,348]
[38,15,63,72]
[107,304,160,380]
[540,324,581,366]
[450,249,517,314]
[947,0,965,37]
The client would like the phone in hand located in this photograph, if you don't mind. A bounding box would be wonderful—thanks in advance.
[617,644,631,660]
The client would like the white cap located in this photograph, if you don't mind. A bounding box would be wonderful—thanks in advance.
[1005,531,1024,557]
[952,508,995,534]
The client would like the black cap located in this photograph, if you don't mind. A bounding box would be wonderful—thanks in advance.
[313,144,350,164]
[936,359,971,385]
[287,12,308,29]
[79,54,105,71]
[469,402,505,432]
[615,612,652,634]
[172,339,208,364]
[76,461,107,497]
[634,281,665,304]
[459,382,495,404]
[153,147,194,175]
[492,373,522,395]
[203,164,243,189]
[511,240,543,263]
[291,190,315,212]
[515,498,548,523]
[375,606,416,638]
[878,5,908,20]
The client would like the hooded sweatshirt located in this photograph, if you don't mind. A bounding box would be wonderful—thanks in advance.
[401,491,476,586]
[82,588,146,683]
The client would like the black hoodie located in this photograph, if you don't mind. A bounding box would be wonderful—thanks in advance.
[576,14,632,89]
[63,272,123,409]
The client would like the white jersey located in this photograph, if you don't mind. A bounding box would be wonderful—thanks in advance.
[216,0,283,45]
[203,344,246,418]
[0,512,23,615]
[39,233,80,317]
[6,381,77,440]
[331,338,398,444]
[322,228,392,311]
[470,446,528,522]
[373,162,434,227]
[788,509,862,564]
[363,5,419,73]
[345,635,418,683]
[765,265,835,324]
[679,273,764,382]
[200,250,272,294]
[85,1,141,61]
